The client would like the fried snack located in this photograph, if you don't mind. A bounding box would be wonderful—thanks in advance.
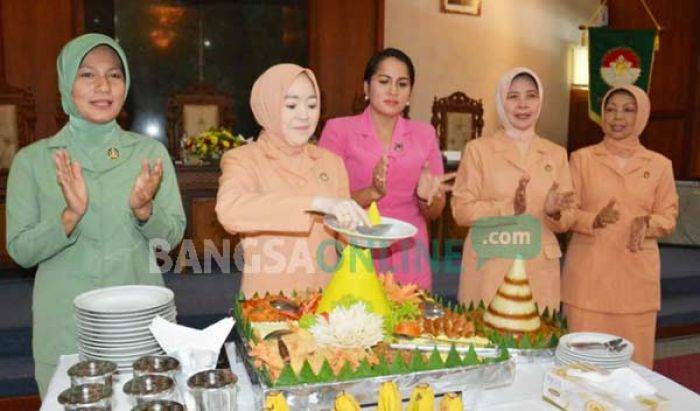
[423,310,475,339]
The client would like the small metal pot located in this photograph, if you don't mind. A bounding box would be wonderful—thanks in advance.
[123,374,175,406]
[130,399,185,411]
[133,355,181,379]
[187,369,238,411]
[68,360,118,388]
[58,383,112,410]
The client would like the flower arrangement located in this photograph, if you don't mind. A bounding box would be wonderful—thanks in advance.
[181,127,246,165]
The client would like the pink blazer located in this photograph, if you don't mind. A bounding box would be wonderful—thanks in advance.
[319,108,443,289]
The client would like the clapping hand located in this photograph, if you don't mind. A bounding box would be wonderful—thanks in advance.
[544,182,576,218]
[513,175,530,215]
[372,155,389,197]
[53,150,88,223]
[130,159,163,222]
[416,162,456,206]
[628,215,650,252]
[593,198,620,229]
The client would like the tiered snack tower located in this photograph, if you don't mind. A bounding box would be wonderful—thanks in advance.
[482,256,541,333]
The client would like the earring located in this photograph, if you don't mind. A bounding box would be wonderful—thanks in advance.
[364,95,369,101]
[406,101,410,106]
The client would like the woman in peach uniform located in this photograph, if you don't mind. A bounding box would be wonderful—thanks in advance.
[452,67,576,312]
[563,85,678,368]
[216,64,367,295]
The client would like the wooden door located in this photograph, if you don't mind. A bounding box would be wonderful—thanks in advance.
[308,0,384,124]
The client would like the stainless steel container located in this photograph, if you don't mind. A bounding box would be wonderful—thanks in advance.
[130,399,185,411]
[68,360,118,388]
[133,355,181,379]
[57,383,112,410]
[123,375,175,406]
[187,369,238,411]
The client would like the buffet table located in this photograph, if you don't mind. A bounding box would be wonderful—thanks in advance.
[41,344,700,410]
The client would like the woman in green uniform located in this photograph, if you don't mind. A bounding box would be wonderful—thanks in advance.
[5,33,186,397]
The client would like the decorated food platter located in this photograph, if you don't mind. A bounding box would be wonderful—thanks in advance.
[232,205,566,408]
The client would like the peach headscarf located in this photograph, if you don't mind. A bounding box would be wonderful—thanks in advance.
[495,67,544,141]
[601,84,650,158]
[250,63,320,154]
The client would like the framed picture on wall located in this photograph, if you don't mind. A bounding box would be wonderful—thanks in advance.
[183,104,220,138]
[441,0,482,16]
[166,82,235,161]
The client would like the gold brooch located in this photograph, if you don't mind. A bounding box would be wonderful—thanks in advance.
[643,171,650,179]
[544,164,552,172]
[107,147,120,160]
[319,172,329,182]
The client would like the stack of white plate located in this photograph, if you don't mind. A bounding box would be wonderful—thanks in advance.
[74,285,176,373]
[556,332,634,370]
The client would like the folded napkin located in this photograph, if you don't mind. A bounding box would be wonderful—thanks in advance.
[567,367,657,398]
[150,316,235,378]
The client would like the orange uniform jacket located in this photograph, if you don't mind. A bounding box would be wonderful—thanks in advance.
[216,138,349,296]
[452,131,575,311]
[562,143,678,313]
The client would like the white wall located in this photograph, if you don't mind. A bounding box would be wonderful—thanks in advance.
[384,0,598,146]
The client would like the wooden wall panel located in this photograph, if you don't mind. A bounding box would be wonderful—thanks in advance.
[567,87,604,152]
[609,0,698,112]
[693,58,700,178]
[1,0,83,140]
[308,0,383,123]
[643,119,687,178]
[189,197,238,262]
[607,0,700,179]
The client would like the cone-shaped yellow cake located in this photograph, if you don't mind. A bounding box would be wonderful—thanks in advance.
[317,202,390,316]
[483,256,541,333]
[316,245,391,316]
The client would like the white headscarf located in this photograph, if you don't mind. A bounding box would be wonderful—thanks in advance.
[494,67,543,141]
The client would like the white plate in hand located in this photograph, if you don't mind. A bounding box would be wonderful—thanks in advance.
[324,215,417,249]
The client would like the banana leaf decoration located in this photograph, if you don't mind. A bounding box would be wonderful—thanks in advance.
[269,343,507,387]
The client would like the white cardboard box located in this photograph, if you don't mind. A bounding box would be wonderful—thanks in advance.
[542,366,669,411]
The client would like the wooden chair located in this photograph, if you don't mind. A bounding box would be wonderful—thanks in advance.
[0,82,36,268]
[0,83,36,171]
[430,91,484,150]
[429,91,484,258]
[165,82,235,161]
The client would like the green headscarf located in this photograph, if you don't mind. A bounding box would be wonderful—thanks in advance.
[57,33,130,153]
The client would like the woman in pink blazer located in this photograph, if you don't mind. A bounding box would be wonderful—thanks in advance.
[562,85,678,368]
[320,48,454,290]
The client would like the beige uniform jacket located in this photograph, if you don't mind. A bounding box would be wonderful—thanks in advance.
[562,143,678,313]
[452,131,575,311]
[216,138,349,295]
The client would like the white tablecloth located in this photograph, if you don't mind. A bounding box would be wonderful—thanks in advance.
[42,344,700,410]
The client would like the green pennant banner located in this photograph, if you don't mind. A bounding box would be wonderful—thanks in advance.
[588,27,657,123]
